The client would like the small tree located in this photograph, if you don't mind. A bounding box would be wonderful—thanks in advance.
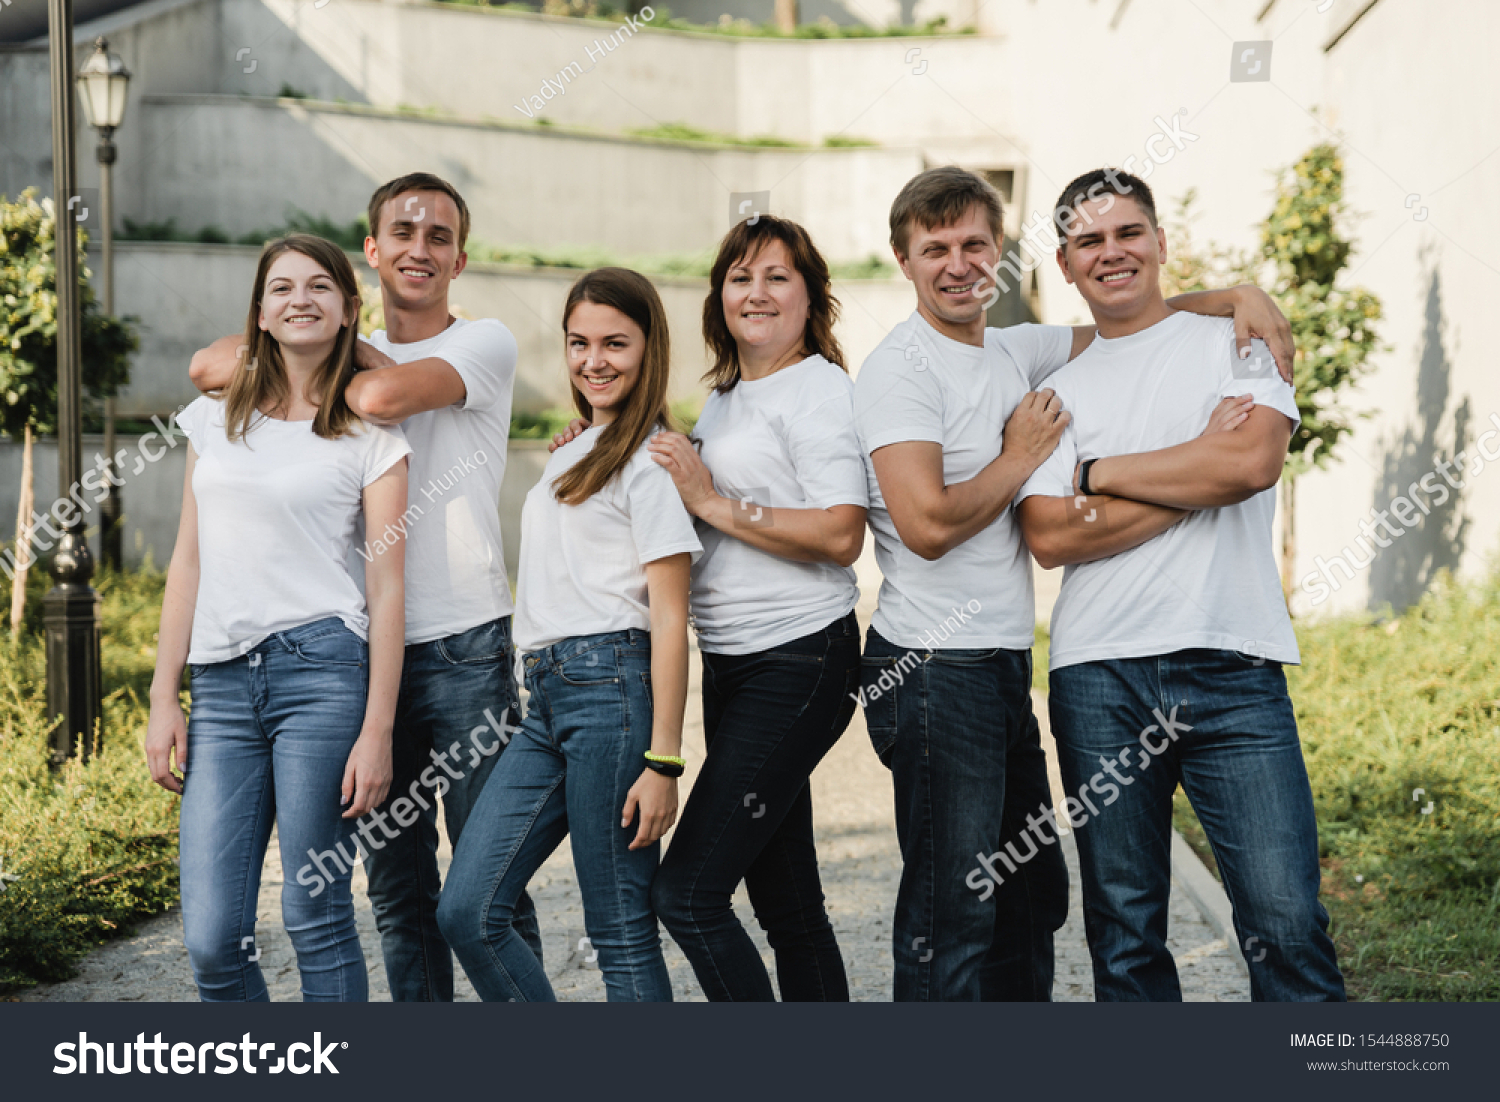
[1258,144,1384,597]
[0,189,137,631]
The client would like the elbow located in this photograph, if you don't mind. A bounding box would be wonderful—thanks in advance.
[348,377,402,424]
[1249,456,1285,496]
[908,533,947,562]
[187,350,214,391]
[1027,536,1064,572]
[828,526,865,568]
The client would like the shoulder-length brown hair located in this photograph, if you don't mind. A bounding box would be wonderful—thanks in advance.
[224,234,362,442]
[702,215,843,393]
[552,268,675,505]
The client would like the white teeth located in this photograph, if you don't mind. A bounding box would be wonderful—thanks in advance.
[943,283,976,293]
[1101,272,1134,283]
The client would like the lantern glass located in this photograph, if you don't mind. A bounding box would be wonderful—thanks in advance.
[76,41,130,132]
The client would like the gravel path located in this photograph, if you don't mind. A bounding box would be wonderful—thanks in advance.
[20,594,1248,1002]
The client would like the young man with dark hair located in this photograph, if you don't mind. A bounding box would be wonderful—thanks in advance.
[853,165,1295,1002]
[1014,167,1345,1001]
[188,172,542,1001]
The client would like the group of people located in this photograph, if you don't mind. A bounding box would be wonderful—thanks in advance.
[144,162,1345,1003]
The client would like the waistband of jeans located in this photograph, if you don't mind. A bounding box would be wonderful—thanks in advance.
[522,627,650,671]
[258,616,355,655]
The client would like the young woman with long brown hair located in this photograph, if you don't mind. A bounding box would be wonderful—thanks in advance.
[145,234,412,1001]
[646,216,868,1000]
[437,268,699,1002]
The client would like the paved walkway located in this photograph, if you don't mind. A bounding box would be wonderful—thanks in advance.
[21,604,1247,1002]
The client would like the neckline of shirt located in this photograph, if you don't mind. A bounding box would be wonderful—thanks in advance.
[737,353,830,389]
[1087,308,1191,355]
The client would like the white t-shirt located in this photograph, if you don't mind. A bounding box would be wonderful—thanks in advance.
[178,396,412,664]
[853,311,1074,650]
[513,426,703,653]
[1016,311,1301,670]
[363,318,517,644]
[689,355,869,655]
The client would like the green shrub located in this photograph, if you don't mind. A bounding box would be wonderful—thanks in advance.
[0,568,179,993]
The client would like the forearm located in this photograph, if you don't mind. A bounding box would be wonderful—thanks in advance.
[1090,435,1271,508]
[910,451,1035,559]
[647,611,688,759]
[694,496,862,566]
[361,562,405,734]
[1166,289,1237,318]
[150,558,199,704]
[1020,495,1188,569]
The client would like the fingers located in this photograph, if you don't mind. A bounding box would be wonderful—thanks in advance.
[621,790,638,830]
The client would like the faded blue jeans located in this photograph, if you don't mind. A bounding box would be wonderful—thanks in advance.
[179,617,370,1002]
[1049,649,1345,1002]
[437,629,672,1002]
[861,627,1069,1002]
[362,616,542,1001]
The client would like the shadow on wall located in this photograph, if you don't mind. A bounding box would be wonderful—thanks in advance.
[1368,263,1470,614]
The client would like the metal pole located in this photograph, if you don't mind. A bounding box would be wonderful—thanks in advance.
[98,132,122,571]
[46,0,104,764]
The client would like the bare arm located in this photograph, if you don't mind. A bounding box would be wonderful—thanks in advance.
[622,552,691,851]
[188,334,244,393]
[341,459,408,818]
[646,432,864,566]
[344,341,467,425]
[145,451,201,795]
[1061,287,1294,382]
[1016,493,1189,570]
[1088,406,1293,510]
[871,389,1069,561]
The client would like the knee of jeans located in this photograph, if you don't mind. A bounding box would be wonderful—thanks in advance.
[649,868,688,930]
[184,922,251,982]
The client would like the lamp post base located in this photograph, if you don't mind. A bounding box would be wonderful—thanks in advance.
[44,529,103,765]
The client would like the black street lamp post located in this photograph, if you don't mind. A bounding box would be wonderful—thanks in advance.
[46,0,104,763]
[77,37,131,572]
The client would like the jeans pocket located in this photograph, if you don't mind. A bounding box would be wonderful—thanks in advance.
[859,655,901,764]
[292,628,366,668]
[557,642,620,687]
[436,619,510,666]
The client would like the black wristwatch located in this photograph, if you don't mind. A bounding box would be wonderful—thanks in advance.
[1079,458,1099,496]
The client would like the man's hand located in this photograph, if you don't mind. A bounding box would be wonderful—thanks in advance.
[1229,285,1295,384]
[548,417,591,452]
[354,339,396,373]
[1202,394,1255,436]
[1001,388,1071,473]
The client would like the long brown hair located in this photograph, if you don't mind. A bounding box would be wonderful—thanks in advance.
[224,234,362,441]
[552,268,674,505]
[702,215,843,393]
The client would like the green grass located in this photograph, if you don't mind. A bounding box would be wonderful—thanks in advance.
[0,567,180,993]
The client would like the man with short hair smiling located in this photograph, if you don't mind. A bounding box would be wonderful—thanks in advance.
[1014,167,1345,1001]
[188,172,542,1001]
[854,165,1298,1002]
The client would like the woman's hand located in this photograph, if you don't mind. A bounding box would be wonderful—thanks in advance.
[548,417,591,452]
[646,432,717,516]
[145,698,189,795]
[622,769,679,850]
[1202,394,1255,436]
[342,728,393,819]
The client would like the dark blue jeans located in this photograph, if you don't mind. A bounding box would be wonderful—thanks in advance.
[1049,649,1345,1002]
[437,629,672,1002]
[861,628,1069,1001]
[180,618,369,1001]
[361,616,542,1002]
[653,611,859,1001]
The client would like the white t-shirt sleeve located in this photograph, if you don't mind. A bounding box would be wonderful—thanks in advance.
[854,344,945,455]
[1002,323,1076,388]
[359,423,414,487]
[624,458,704,565]
[1017,421,1080,503]
[787,390,869,510]
[1224,338,1301,426]
[175,396,216,455]
[429,319,518,414]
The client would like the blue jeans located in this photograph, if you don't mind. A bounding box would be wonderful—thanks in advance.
[861,628,1069,1001]
[179,618,370,1002]
[654,612,859,1001]
[1049,650,1345,1002]
[362,616,542,1002]
[437,629,672,1002]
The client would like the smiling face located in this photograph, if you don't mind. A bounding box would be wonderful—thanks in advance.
[1056,194,1168,328]
[722,238,810,363]
[565,300,645,427]
[896,203,999,341]
[257,250,353,351]
[366,189,467,314]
